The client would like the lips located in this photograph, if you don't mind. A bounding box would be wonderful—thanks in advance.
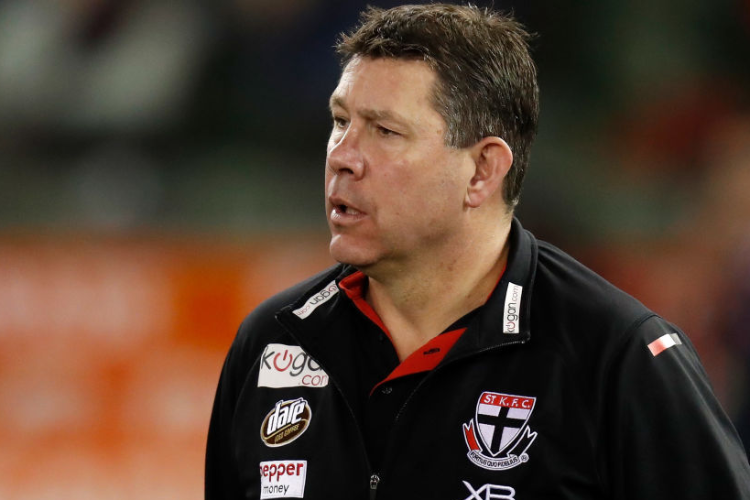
[328,195,366,223]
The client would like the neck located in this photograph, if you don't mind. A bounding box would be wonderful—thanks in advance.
[363,217,512,361]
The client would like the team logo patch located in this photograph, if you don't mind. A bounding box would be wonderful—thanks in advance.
[261,398,312,447]
[462,392,537,471]
[258,344,329,388]
[259,460,307,499]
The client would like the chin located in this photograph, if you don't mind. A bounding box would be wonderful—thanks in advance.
[328,237,379,269]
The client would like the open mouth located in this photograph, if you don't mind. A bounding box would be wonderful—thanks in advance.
[337,204,362,216]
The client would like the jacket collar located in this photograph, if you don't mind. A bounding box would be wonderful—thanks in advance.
[275,217,538,356]
[450,217,537,357]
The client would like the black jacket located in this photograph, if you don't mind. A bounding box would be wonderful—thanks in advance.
[206,218,750,499]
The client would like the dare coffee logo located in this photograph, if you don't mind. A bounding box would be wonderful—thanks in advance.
[261,398,312,447]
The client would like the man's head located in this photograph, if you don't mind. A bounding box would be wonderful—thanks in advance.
[336,4,539,208]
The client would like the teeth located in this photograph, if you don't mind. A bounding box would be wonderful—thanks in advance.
[332,202,362,216]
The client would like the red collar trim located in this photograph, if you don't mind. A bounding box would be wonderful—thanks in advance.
[339,265,506,391]
[339,271,391,339]
[339,271,467,390]
[371,327,466,395]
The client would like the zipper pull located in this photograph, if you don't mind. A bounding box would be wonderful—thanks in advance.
[369,474,381,500]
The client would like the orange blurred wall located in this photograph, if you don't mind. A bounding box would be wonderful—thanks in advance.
[0,232,333,499]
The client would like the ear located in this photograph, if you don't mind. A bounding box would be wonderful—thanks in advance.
[464,137,513,208]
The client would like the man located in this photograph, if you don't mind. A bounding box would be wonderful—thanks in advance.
[206,4,750,499]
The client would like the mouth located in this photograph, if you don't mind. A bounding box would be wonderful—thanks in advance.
[335,204,363,216]
[329,197,366,223]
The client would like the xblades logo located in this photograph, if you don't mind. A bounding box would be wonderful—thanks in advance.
[462,481,515,500]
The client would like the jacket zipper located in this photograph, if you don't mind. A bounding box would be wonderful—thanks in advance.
[276,313,379,497]
[370,474,381,500]
[311,365,382,497]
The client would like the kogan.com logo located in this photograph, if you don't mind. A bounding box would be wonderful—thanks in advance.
[259,460,307,499]
[258,344,329,388]
[503,282,523,334]
[261,398,312,447]
[462,481,515,500]
[293,280,338,319]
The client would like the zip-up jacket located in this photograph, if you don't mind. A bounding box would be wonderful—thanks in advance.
[206,218,750,499]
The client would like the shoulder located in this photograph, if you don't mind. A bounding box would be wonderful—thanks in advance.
[533,238,653,333]
[234,264,346,344]
[223,264,347,369]
[210,264,350,408]
[526,236,663,372]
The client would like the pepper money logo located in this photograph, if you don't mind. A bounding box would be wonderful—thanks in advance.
[462,392,537,471]
[261,398,312,447]
[259,460,307,499]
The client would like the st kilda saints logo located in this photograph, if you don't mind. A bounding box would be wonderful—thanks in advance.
[462,392,537,471]
[261,398,312,447]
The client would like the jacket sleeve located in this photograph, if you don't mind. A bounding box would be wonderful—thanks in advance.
[603,314,750,499]
[205,341,246,500]
[206,307,271,500]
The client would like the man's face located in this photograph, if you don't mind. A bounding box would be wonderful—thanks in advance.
[326,57,475,274]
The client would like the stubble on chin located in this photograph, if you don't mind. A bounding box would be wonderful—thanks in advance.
[328,233,382,272]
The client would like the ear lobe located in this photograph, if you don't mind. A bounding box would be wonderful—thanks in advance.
[464,137,513,208]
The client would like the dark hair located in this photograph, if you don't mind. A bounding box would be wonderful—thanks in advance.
[336,4,539,208]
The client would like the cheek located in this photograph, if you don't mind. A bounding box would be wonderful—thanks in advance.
[379,169,416,208]
[384,172,455,223]
[323,165,333,191]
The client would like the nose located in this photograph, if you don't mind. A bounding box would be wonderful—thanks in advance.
[326,125,365,179]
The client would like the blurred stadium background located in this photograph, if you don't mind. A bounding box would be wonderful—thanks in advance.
[0,0,748,498]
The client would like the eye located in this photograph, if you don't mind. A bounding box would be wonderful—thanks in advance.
[332,116,348,129]
[376,125,398,137]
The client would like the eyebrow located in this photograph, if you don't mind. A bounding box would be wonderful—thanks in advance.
[328,95,346,112]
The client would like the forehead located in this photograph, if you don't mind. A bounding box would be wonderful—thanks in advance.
[330,57,441,117]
